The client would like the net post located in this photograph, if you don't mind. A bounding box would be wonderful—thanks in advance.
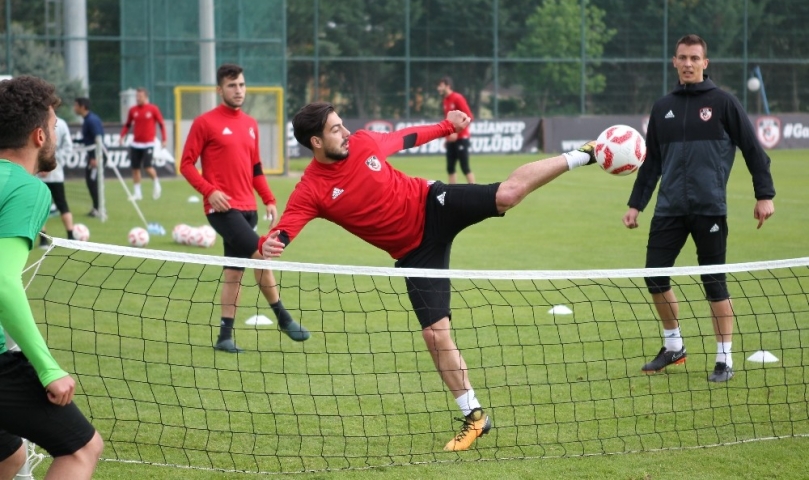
[95,134,106,222]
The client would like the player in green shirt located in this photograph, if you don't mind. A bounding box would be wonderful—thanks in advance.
[0,76,103,480]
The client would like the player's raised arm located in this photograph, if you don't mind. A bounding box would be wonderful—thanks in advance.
[373,110,469,156]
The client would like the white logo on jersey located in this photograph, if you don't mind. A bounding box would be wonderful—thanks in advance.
[222,127,233,135]
[665,110,675,119]
[709,223,720,233]
[332,188,344,200]
[436,192,446,206]
[249,127,256,139]
[365,155,381,171]
[700,107,712,122]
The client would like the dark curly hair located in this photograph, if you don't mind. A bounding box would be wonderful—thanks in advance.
[0,76,60,150]
[292,102,336,151]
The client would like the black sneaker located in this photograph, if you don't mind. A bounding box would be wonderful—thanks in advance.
[708,362,734,382]
[577,141,597,165]
[641,346,687,373]
[279,319,310,342]
[214,338,244,353]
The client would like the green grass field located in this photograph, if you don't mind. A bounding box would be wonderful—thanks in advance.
[26,150,809,479]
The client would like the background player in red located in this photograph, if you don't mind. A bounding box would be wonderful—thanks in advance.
[120,87,166,200]
[259,101,597,451]
[181,63,309,353]
[437,76,475,184]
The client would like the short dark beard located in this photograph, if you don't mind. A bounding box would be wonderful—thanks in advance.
[36,130,57,173]
[324,147,349,161]
[223,97,243,109]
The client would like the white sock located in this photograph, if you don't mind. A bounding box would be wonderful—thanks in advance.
[455,389,481,417]
[562,149,591,170]
[717,342,732,367]
[134,183,142,196]
[664,327,683,352]
[154,177,160,186]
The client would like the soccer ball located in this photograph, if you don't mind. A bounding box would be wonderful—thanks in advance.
[594,125,646,176]
[172,224,191,244]
[199,225,216,248]
[73,223,90,242]
[128,227,150,247]
[186,227,206,247]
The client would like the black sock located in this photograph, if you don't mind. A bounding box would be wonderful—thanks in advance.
[271,300,293,328]
[67,230,74,240]
[218,317,235,341]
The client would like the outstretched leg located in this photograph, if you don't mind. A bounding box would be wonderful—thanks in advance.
[495,144,595,213]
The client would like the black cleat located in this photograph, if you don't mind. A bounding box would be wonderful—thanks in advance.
[279,319,310,342]
[642,346,687,373]
[578,141,598,165]
[708,362,734,382]
[214,338,244,353]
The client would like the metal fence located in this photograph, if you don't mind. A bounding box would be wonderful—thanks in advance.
[1,0,807,122]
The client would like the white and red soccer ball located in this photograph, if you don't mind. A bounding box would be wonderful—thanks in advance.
[173,224,215,248]
[128,227,150,247]
[594,125,646,176]
[172,224,192,244]
[198,225,216,248]
[72,223,90,242]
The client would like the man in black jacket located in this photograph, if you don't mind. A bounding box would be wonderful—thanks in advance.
[623,34,775,382]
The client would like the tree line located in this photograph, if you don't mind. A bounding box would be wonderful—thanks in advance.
[2,0,807,121]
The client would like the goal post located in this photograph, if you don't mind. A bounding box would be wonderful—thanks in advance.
[173,85,285,175]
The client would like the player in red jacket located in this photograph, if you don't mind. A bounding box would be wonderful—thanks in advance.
[120,88,166,200]
[181,63,309,353]
[259,101,597,451]
[438,76,475,184]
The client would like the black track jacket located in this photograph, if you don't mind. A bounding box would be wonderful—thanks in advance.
[628,76,775,217]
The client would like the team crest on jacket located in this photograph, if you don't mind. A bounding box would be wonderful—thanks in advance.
[249,127,256,139]
[365,155,382,171]
[756,116,781,149]
[699,107,712,122]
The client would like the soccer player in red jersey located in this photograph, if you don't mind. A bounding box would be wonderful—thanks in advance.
[259,101,597,451]
[437,76,475,184]
[120,88,167,200]
[181,64,309,353]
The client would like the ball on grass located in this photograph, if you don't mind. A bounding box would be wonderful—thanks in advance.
[72,223,90,242]
[128,227,150,248]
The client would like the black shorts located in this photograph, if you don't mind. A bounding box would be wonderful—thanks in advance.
[395,181,501,328]
[206,209,259,270]
[45,182,70,214]
[445,138,472,175]
[129,146,154,170]
[644,215,730,301]
[0,351,95,459]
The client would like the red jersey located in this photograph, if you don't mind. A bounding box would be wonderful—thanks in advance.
[180,104,275,214]
[260,120,455,260]
[120,103,166,147]
[442,91,473,139]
